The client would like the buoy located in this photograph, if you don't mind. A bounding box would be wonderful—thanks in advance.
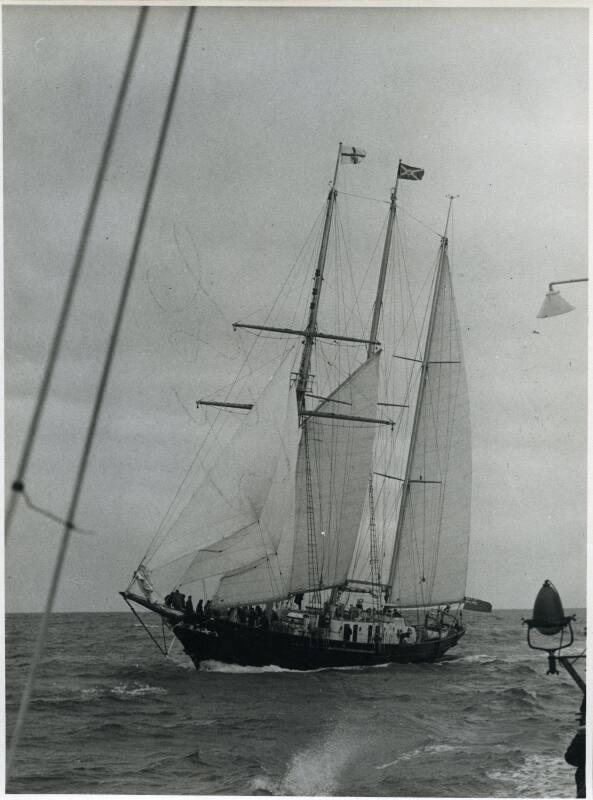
[532,580,565,636]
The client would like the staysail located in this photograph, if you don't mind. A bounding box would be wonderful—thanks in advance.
[389,243,472,607]
[289,352,381,594]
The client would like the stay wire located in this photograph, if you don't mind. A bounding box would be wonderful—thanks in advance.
[6,6,196,781]
[5,7,149,541]
[20,488,96,536]
[144,201,327,561]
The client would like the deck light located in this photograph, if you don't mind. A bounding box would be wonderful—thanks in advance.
[537,278,588,318]
[523,580,584,693]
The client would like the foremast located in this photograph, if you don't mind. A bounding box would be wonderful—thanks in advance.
[296,143,342,412]
[386,196,456,602]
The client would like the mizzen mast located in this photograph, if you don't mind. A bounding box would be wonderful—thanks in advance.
[386,195,456,599]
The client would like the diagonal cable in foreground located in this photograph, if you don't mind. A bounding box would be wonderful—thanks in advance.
[5,7,148,540]
[6,6,196,782]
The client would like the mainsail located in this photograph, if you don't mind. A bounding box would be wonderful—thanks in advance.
[290,353,381,594]
[389,243,472,607]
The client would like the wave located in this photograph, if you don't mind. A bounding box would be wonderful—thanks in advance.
[109,682,168,698]
[375,743,457,770]
[441,652,546,666]
[68,682,168,702]
[460,686,540,715]
[486,753,574,797]
[250,775,278,795]
[200,660,292,674]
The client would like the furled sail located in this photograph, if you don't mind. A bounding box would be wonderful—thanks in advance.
[141,354,299,602]
[289,352,381,594]
[390,247,471,607]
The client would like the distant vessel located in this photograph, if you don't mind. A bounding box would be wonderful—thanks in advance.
[122,144,489,670]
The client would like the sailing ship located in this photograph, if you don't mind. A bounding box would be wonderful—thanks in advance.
[122,144,489,670]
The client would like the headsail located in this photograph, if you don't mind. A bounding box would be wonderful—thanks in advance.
[389,243,472,607]
[138,353,299,603]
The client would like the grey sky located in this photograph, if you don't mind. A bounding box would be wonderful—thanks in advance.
[4,5,588,612]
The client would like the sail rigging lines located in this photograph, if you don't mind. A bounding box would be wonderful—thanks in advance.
[5,7,149,542]
[338,189,443,240]
[141,347,299,574]
[18,488,97,537]
[146,192,341,562]
[337,189,390,205]
[7,6,197,782]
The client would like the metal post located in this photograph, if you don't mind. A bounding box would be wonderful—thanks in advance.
[367,161,400,358]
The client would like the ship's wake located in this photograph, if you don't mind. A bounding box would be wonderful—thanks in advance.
[199,659,392,675]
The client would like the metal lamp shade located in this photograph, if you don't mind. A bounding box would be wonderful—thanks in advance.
[537,290,576,318]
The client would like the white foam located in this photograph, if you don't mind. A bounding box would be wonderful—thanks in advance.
[250,774,279,795]
[200,660,290,674]
[110,682,168,697]
[487,753,574,797]
[199,658,392,674]
[376,743,457,769]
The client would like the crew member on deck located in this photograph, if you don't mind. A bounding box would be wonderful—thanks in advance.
[184,596,194,622]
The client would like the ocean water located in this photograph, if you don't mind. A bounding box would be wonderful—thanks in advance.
[5,609,586,797]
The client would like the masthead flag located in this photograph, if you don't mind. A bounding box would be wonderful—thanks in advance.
[341,146,366,164]
[398,163,424,181]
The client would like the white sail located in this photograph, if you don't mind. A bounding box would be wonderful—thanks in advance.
[143,355,298,601]
[214,557,286,607]
[390,249,472,607]
[185,385,300,606]
[289,352,381,594]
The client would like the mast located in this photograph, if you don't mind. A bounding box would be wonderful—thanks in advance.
[296,143,342,412]
[386,196,455,599]
[367,160,401,358]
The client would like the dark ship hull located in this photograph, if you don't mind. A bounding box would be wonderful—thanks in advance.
[122,592,464,671]
[174,618,464,671]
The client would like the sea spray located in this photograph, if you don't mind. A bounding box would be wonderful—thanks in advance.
[280,724,363,795]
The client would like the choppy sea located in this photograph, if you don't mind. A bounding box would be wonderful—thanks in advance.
[5,609,586,797]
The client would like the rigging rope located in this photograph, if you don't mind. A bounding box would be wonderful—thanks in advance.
[20,488,96,536]
[143,200,327,564]
[6,7,196,781]
[5,7,148,541]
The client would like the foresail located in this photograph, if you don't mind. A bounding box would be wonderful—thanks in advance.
[289,353,381,594]
[142,355,298,602]
[178,387,300,606]
[390,251,471,607]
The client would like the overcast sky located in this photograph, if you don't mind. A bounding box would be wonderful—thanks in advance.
[4,5,588,612]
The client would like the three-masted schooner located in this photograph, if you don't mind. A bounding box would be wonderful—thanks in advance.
[122,144,485,670]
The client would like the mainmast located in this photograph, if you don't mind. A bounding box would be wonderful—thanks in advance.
[296,143,342,413]
[386,196,455,599]
[367,160,401,358]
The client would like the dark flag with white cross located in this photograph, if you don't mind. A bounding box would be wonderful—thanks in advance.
[398,162,425,181]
